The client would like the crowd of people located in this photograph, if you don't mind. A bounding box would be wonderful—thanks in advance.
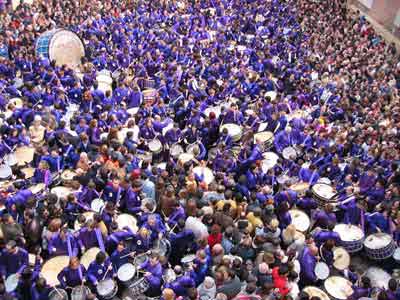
[0,0,399,299]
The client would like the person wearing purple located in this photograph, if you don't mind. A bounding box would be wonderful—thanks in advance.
[312,205,337,230]
[86,251,114,287]
[313,223,341,247]
[299,244,318,288]
[57,256,87,289]
[123,179,142,214]
[48,228,79,258]
[0,240,28,279]
[139,252,163,297]
[164,265,195,297]
[32,160,52,187]
[76,220,106,253]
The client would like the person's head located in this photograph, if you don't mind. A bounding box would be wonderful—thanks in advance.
[162,288,175,300]
[95,251,107,264]
[6,240,17,254]
[278,264,289,277]
[69,256,80,269]
[149,252,159,266]
[388,278,398,291]
[116,241,125,252]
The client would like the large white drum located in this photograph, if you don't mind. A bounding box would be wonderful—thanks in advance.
[35,29,85,68]
[333,224,365,253]
[303,287,330,300]
[324,276,353,300]
[364,233,396,260]
[220,124,242,142]
[289,209,310,232]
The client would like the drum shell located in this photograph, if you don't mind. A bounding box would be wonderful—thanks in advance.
[364,235,396,260]
[71,286,90,300]
[49,288,68,300]
[333,224,365,253]
[128,277,150,296]
[97,278,118,299]
[117,263,137,287]
[35,29,85,68]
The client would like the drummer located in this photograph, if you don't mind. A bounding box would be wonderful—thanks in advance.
[110,241,132,271]
[32,160,52,187]
[86,251,114,288]
[0,240,29,280]
[57,256,87,289]
[48,227,79,257]
[76,220,106,254]
[138,252,163,297]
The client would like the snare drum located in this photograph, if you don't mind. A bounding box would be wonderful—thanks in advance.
[29,183,46,195]
[254,131,274,151]
[333,247,350,270]
[0,164,12,179]
[364,233,396,260]
[129,277,150,296]
[97,278,118,299]
[162,268,176,285]
[5,274,18,293]
[116,214,138,233]
[71,286,90,300]
[97,70,113,94]
[142,89,158,103]
[41,255,69,286]
[15,146,35,165]
[61,170,77,183]
[303,286,330,300]
[333,224,365,253]
[193,167,215,185]
[91,198,105,213]
[289,182,310,197]
[220,123,242,142]
[324,276,353,300]
[148,139,162,154]
[265,91,277,101]
[48,288,68,300]
[4,152,17,166]
[21,167,35,179]
[318,177,332,185]
[261,152,279,172]
[393,248,400,263]
[81,247,102,269]
[314,261,329,280]
[365,267,392,289]
[178,153,194,164]
[50,186,73,199]
[312,183,336,207]
[282,146,298,160]
[133,253,149,267]
[170,144,183,158]
[152,238,171,257]
[289,209,310,233]
[117,263,137,287]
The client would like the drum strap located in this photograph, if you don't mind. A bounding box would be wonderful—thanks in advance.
[78,265,83,281]
[95,228,106,252]
[319,244,327,263]
[66,233,73,258]
[116,187,122,207]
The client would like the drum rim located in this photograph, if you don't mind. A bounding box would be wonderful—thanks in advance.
[48,29,85,63]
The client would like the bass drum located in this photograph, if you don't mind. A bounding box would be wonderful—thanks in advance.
[35,29,85,68]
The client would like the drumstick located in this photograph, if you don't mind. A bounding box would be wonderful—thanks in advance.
[102,266,111,281]
[53,286,64,298]
[120,251,136,259]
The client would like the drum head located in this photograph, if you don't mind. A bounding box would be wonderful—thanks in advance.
[220,123,242,136]
[48,288,68,300]
[393,248,400,260]
[91,198,105,213]
[134,254,148,267]
[315,262,330,280]
[282,147,297,160]
[162,268,176,284]
[149,139,162,152]
[41,256,70,286]
[334,224,364,242]
[312,183,335,200]
[116,214,138,233]
[181,254,196,264]
[61,170,77,181]
[204,106,221,119]
[5,274,18,292]
[71,286,90,300]
[50,186,72,199]
[333,247,350,270]
[254,131,274,143]
[48,30,85,68]
[289,209,310,232]
[118,263,136,281]
[170,144,183,157]
[364,233,392,250]
[15,146,35,165]
[193,167,214,185]
[97,278,116,296]
[261,152,279,172]
[324,276,353,300]
[303,287,330,300]
[29,183,46,195]
[289,182,310,193]
[178,153,194,164]
[21,167,35,179]
[365,267,392,289]
[0,164,12,179]
[74,212,94,231]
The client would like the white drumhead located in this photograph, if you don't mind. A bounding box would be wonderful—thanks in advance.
[393,248,400,260]
[220,123,242,136]
[50,186,72,199]
[312,183,335,200]
[282,146,297,160]
[318,177,332,185]
[0,164,12,179]
[265,91,277,101]
[333,247,350,270]
[304,287,330,300]
[148,139,162,151]
[41,256,70,286]
[289,209,310,232]
[116,214,138,233]
[334,224,364,242]
[315,262,329,280]
[49,30,85,68]
[81,247,101,270]
[30,183,46,195]
[365,267,391,289]
[5,274,18,292]
[254,131,274,143]
[324,276,353,300]
[118,263,136,281]
[193,167,214,185]
[364,233,392,250]
[91,198,105,213]
[179,153,194,164]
